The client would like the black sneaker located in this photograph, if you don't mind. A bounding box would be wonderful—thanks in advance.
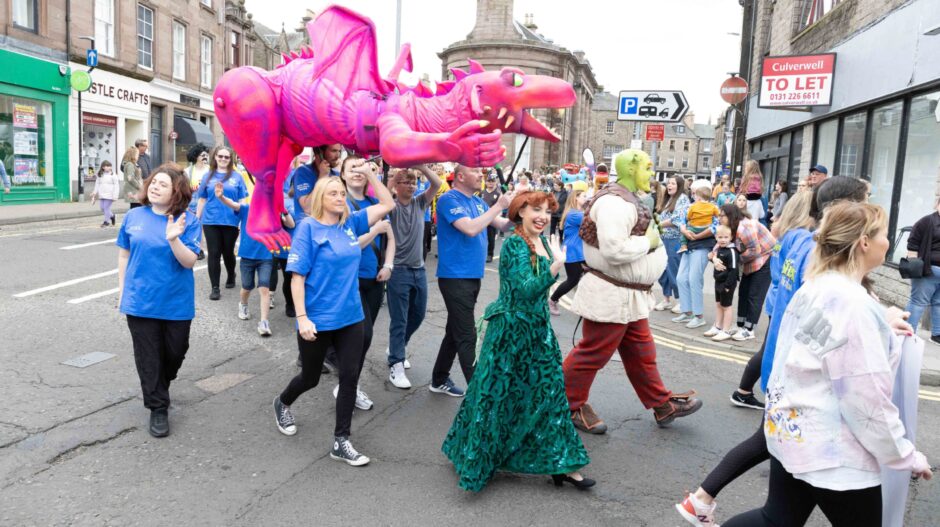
[429,377,465,397]
[197,249,206,261]
[273,396,297,436]
[149,409,169,438]
[931,335,940,345]
[285,304,296,318]
[330,436,370,466]
[486,255,493,263]
[225,275,237,289]
[730,391,764,410]
[209,287,221,300]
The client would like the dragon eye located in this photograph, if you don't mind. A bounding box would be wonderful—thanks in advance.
[513,73,524,87]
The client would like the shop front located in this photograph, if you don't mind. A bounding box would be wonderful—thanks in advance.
[148,79,218,168]
[0,49,71,205]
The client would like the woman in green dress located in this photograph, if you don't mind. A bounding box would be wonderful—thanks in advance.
[442,191,594,492]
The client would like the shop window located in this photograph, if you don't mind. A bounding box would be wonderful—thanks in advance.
[800,0,843,31]
[605,120,614,134]
[866,101,903,246]
[137,4,154,70]
[173,22,186,81]
[0,95,54,187]
[12,0,37,32]
[94,0,115,57]
[82,113,117,182]
[201,35,213,88]
[838,111,866,178]
[894,91,940,262]
[814,118,837,171]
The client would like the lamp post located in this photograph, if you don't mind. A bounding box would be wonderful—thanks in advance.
[76,36,96,201]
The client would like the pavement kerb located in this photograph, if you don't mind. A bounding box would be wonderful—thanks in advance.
[0,204,130,226]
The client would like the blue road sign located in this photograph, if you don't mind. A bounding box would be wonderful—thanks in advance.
[86,49,98,68]
[619,97,638,115]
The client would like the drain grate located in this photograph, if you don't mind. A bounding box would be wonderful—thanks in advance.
[62,352,116,368]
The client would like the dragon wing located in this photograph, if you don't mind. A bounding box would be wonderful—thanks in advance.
[307,6,392,98]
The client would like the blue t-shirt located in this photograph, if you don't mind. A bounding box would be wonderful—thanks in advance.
[416,179,432,222]
[436,190,488,279]
[563,210,585,263]
[292,165,339,221]
[196,171,248,227]
[763,239,784,314]
[236,204,273,260]
[276,197,296,261]
[760,228,815,392]
[348,195,382,279]
[116,206,202,321]
[286,210,370,331]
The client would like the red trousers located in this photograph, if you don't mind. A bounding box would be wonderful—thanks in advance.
[563,318,672,411]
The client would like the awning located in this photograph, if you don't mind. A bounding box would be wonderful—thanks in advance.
[173,116,215,146]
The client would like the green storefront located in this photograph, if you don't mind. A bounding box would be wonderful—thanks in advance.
[0,49,71,205]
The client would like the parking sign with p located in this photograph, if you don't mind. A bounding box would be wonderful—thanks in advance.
[619,97,638,116]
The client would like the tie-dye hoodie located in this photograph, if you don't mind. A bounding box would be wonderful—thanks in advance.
[765,272,925,490]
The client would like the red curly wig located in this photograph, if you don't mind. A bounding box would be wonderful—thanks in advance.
[507,191,558,268]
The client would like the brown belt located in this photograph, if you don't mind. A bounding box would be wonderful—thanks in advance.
[582,265,653,292]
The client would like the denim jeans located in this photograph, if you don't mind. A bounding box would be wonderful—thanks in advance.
[386,267,428,366]
[906,266,940,335]
[677,248,709,316]
[658,237,682,298]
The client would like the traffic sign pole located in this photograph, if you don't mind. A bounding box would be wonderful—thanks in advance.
[76,39,97,200]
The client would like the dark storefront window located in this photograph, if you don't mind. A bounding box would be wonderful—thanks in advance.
[789,128,803,186]
[150,105,163,166]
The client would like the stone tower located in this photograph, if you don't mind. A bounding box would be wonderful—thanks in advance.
[467,0,517,41]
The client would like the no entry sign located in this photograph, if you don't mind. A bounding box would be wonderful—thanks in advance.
[758,53,836,108]
[645,124,665,142]
[720,76,748,105]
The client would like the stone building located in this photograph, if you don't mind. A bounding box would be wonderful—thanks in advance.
[252,11,313,71]
[740,0,940,307]
[694,123,716,178]
[438,0,601,173]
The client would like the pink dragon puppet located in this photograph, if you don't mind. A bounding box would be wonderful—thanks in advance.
[213,5,576,250]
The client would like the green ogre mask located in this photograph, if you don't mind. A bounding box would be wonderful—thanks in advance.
[612,149,654,193]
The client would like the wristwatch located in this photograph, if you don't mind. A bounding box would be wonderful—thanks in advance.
[382,263,394,271]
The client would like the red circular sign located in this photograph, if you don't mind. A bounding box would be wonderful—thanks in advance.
[720,76,749,105]
[169,130,179,140]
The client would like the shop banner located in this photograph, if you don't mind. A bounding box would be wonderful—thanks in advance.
[82,112,118,127]
[759,53,836,108]
[13,103,38,128]
[13,158,40,185]
[13,131,38,155]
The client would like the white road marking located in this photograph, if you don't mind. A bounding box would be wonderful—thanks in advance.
[60,238,117,250]
[13,269,119,298]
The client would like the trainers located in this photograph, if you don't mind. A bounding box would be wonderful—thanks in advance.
[330,436,370,466]
[703,326,721,337]
[332,384,374,410]
[672,313,692,323]
[385,347,411,370]
[273,396,297,436]
[931,334,940,345]
[269,297,275,309]
[285,304,296,318]
[149,409,169,438]
[209,287,221,301]
[548,299,561,316]
[257,319,272,336]
[712,330,732,342]
[404,358,411,369]
[732,329,754,341]
[654,300,671,311]
[238,302,250,320]
[670,304,683,314]
[225,274,237,289]
[676,493,718,526]
[389,362,412,389]
[685,316,706,329]
[730,391,764,410]
[429,378,465,397]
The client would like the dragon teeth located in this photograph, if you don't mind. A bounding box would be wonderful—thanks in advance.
[498,107,508,119]
[504,115,515,128]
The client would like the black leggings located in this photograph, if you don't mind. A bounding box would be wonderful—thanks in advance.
[280,322,365,437]
[724,457,881,527]
[268,258,294,308]
[737,260,771,331]
[357,277,385,372]
[738,321,767,393]
[550,262,584,302]
[203,225,238,289]
[701,417,769,498]
[423,221,433,260]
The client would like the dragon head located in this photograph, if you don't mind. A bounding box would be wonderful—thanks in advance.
[613,149,654,193]
[453,61,576,142]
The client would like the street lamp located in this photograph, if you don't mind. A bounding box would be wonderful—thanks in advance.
[76,36,96,200]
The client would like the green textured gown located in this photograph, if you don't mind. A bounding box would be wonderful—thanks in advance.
[441,235,590,492]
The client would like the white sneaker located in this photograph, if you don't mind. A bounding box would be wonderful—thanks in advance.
[686,316,707,329]
[732,329,755,341]
[269,297,275,309]
[672,313,692,323]
[385,346,411,369]
[712,330,732,342]
[238,302,250,320]
[389,362,412,389]
[654,300,671,311]
[670,304,683,314]
[332,384,374,410]
[703,326,721,337]
[257,319,272,336]
[404,358,411,369]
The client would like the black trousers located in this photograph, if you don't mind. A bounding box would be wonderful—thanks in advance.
[550,261,584,302]
[486,226,497,258]
[357,277,385,373]
[432,278,481,386]
[126,315,192,411]
[737,259,771,331]
[701,417,769,497]
[550,215,562,237]
[739,322,767,392]
[280,322,365,437]
[423,221,433,260]
[724,457,881,527]
[268,258,294,309]
[203,225,239,289]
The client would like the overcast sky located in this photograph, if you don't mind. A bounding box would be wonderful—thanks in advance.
[243,0,744,124]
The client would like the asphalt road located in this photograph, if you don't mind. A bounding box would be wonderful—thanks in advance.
[1,217,938,526]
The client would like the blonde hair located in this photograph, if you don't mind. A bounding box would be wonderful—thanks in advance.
[121,146,139,165]
[808,202,887,287]
[561,189,585,227]
[694,185,711,201]
[309,177,349,224]
[715,224,733,238]
[772,189,815,237]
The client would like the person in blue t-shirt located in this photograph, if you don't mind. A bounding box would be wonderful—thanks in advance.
[417,172,434,260]
[116,163,201,439]
[430,164,514,396]
[195,146,248,300]
[549,189,588,316]
[292,144,343,221]
[272,160,395,467]
[269,196,297,317]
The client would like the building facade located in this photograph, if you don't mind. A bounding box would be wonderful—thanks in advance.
[742,0,940,306]
[438,0,600,173]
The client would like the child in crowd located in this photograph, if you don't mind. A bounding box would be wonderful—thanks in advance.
[705,224,740,341]
[680,185,720,252]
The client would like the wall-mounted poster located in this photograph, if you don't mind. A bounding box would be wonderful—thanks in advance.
[13,104,38,128]
[13,158,41,184]
[13,131,38,155]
